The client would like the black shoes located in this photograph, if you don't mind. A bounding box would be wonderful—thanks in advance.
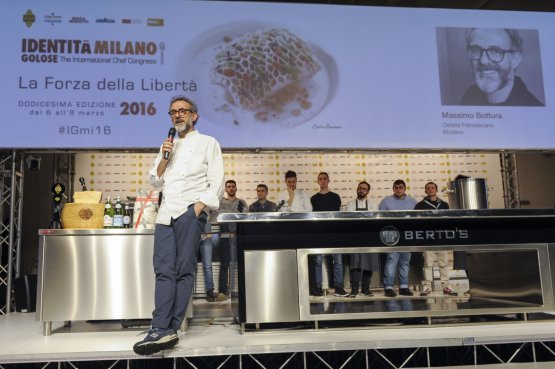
[206,289,215,302]
[310,288,325,297]
[384,289,397,297]
[385,288,414,297]
[310,287,373,297]
[133,328,178,356]
[361,288,374,297]
[334,287,349,297]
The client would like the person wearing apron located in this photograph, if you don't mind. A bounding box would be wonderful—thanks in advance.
[344,181,379,297]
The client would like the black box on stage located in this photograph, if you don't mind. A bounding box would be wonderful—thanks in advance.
[14,274,37,312]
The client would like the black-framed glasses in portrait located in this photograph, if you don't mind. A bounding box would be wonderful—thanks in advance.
[466,45,515,63]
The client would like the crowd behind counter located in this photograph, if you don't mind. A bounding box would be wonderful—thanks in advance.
[37,209,555,334]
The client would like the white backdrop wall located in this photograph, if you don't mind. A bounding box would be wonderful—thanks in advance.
[74,151,504,208]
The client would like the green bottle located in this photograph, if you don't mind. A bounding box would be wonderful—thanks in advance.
[103,195,114,228]
[113,195,124,228]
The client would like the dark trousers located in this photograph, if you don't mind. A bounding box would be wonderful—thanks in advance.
[350,269,373,290]
[324,255,336,288]
[308,255,317,292]
[151,207,206,331]
[218,237,231,294]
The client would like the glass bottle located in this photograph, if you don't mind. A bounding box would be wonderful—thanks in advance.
[123,203,132,228]
[113,195,124,228]
[103,196,114,228]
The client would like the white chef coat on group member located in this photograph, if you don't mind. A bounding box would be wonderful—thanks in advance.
[277,188,312,212]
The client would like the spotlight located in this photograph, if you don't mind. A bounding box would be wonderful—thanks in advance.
[26,155,41,171]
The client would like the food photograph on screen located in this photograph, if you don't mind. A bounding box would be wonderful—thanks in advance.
[178,23,337,130]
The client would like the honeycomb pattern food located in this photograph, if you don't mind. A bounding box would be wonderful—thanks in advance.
[211,28,321,114]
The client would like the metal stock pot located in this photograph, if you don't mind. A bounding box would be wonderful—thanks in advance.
[445,178,491,209]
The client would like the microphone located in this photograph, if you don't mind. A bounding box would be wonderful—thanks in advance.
[163,127,177,160]
[79,177,87,191]
[237,201,245,213]
[277,200,286,210]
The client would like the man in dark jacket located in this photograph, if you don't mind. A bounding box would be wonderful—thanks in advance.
[415,182,457,296]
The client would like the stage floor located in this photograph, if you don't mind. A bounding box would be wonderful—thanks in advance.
[3,299,555,364]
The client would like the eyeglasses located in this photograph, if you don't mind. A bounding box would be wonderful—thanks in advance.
[467,45,514,63]
[168,108,193,117]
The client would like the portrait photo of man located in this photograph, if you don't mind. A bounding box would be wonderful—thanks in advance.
[436,27,545,107]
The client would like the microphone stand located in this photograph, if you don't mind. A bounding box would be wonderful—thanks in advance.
[49,183,65,229]
[49,197,63,229]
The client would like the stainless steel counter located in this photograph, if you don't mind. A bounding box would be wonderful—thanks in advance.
[36,209,555,334]
[37,229,191,335]
[217,208,555,222]
[218,209,555,329]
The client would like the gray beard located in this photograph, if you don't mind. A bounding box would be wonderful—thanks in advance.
[175,122,190,133]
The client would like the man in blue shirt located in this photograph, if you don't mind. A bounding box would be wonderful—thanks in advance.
[379,179,417,297]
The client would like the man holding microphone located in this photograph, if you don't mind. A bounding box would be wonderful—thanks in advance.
[133,95,224,356]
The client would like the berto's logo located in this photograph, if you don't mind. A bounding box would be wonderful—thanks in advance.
[380,226,400,246]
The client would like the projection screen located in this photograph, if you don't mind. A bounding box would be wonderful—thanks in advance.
[1,0,554,149]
